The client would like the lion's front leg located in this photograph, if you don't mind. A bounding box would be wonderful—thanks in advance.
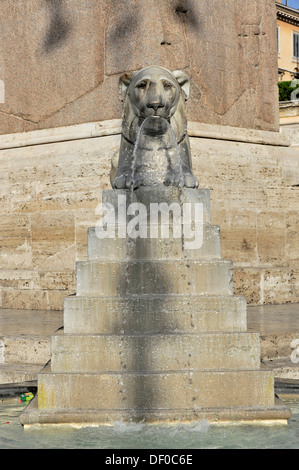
[113,167,134,189]
[182,170,199,188]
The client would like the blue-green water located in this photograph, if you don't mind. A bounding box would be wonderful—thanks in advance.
[1,397,299,449]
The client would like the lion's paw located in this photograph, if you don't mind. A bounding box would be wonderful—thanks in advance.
[183,173,199,188]
[164,172,185,188]
[113,171,138,189]
[113,175,127,189]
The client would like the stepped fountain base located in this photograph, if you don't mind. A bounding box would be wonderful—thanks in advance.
[20,66,292,428]
[21,186,291,427]
[22,393,290,428]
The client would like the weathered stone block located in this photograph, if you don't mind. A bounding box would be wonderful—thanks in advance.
[1,336,50,365]
[263,268,299,305]
[257,212,286,264]
[1,288,49,310]
[76,259,234,296]
[51,331,261,373]
[63,294,247,334]
[0,213,32,269]
[31,211,75,269]
[286,211,299,262]
[233,268,262,305]
[37,369,275,410]
[212,209,257,264]
[87,224,221,261]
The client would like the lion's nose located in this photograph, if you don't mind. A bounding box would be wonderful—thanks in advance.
[147,101,164,111]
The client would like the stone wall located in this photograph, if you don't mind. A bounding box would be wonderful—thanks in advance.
[190,129,299,305]
[0,1,293,310]
[280,101,299,125]
[0,122,298,310]
[0,0,279,135]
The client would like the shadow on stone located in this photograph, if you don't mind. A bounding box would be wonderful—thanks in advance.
[109,13,139,44]
[115,190,173,421]
[175,0,201,30]
[43,0,71,52]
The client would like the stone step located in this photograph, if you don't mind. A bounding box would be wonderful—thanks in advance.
[21,395,291,426]
[51,331,261,373]
[263,359,299,380]
[0,363,44,385]
[37,366,275,410]
[0,335,51,365]
[64,294,247,334]
[87,223,221,261]
[76,259,234,296]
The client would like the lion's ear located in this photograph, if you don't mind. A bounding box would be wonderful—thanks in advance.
[173,70,190,100]
[119,73,134,102]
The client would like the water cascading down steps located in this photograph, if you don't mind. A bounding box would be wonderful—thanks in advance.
[21,185,291,426]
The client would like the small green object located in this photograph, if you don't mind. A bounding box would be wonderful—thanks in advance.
[19,392,34,402]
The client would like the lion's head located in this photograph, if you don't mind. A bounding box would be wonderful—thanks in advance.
[119,66,190,144]
[111,65,198,189]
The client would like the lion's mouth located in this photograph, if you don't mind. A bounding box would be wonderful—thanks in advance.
[137,115,171,137]
[139,115,170,123]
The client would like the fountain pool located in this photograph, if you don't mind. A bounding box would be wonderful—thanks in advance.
[1,397,299,449]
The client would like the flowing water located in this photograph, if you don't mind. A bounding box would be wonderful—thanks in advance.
[130,116,183,190]
[165,119,184,185]
[130,116,150,192]
[1,397,299,449]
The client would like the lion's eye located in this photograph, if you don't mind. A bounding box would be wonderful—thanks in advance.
[136,81,147,89]
[163,81,173,89]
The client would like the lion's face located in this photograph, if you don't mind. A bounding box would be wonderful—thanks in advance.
[119,66,190,143]
[128,67,181,121]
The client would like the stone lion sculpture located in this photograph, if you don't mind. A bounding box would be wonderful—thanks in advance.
[110,65,198,189]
